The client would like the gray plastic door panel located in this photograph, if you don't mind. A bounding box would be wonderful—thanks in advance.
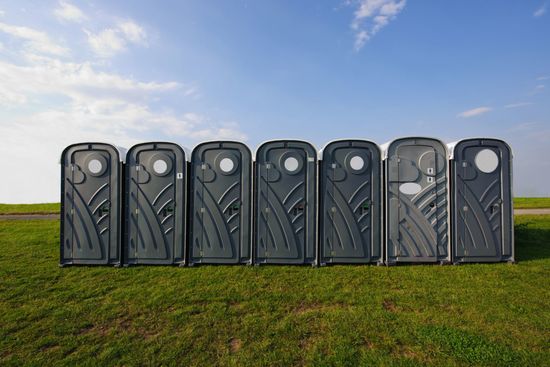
[386,138,449,263]
[190,142,252,264]
[255,141,316,264]
[126,143,186,265]
[60,144,120,265]
[452,139,513,262]
[320,141,381,264]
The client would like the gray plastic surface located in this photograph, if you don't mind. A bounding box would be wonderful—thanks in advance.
[60,143,122,265]
[124,142,187,265]
[319,140,382,264]
[385,137,450,263]
[449,138,514,263]
[189,141,252,264]
[255,140,317,265]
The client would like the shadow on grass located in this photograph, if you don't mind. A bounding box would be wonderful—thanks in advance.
[515,222,550,262]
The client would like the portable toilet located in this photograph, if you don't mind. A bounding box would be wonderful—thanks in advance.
[124,142,188,265]
[448,138,514,263]
[383,137,451,264]
[188,141,252,265]
[254,140,317,265]
[319,139,382,265]
[60,142,125,266]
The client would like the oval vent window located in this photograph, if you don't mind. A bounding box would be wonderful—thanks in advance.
[399,182,422,195]
[219,157,235,173]
[153,159,168,175]
[88,159,103,174]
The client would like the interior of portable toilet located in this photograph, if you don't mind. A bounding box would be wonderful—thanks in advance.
[319,139,382,264]
[124,142,188,265]
[188,141,252,265]
[60,142,125,266]
[448,138,514,263]
[254,140,317,265]
[383,137,450,264]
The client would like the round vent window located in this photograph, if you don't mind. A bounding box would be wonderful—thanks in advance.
[88,159,103,174]
[219,158,235,173]
[475,149,499,173]
[153,159,168,175]
[284,157,300,172]
[349,156,365,171]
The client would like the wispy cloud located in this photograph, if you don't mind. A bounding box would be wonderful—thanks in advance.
[536,75,549,81]
[534,3,547,17]
[0,15,244,202]
[54,0,86,23]
[349,0,406,50]
[85,20,147,57]
[0,21,68,56]
[0,10,5,17]
[457,106,492,118]
[507,122,538,133]
[504,102,534,109]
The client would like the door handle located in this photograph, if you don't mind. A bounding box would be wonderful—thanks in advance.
[292,203,305,216]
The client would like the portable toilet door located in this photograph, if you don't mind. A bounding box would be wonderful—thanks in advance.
[448,138,514,263]
[319,140,382,265]
[384,137,451,264]
[255,140,317,265]
[60,143,124,266]
[189,141,252,265]
[124,142,188,265]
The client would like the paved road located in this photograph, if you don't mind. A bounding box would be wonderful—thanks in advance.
[1,208,550,220]
[514,208,550,215]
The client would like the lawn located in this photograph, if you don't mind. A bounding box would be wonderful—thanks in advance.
[0,216,548,366]
[513,197,550,209]
[0,203,60,215]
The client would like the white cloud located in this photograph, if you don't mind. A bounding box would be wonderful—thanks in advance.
[0,21,68,56]
[504,102,534,109]
[85,20,147,57]
[534,3,547,17]
[457,106,492,118]
[0,22,244,203]
[85,28,126,57]
[537,75,549,81]
[54,0,86,23]
[118,20,146,44]
[350,0,406,50]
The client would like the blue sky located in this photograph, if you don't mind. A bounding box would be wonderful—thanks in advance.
[0,0,548,202]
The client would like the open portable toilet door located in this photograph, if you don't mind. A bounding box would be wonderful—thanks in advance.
[384,137,451,264]
[60,142,125,266]
[448,138,514,263]
[254,140,317,265]
[318,139,382,264]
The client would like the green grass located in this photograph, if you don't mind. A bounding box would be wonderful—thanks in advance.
[513,197,550,209]
[0,217,548,366]
[0,203,60,215]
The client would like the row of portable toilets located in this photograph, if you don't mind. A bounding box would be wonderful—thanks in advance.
[60,137,514,267]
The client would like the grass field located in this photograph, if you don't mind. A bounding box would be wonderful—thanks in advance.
[1,198,548,215]
[513,197,550,209]
[0,203,60,215]
[0,216,549,366]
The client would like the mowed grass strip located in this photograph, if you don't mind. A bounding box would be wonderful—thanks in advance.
[514,197,550,209]
[0,203,60,215]
[0,217,549,366]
